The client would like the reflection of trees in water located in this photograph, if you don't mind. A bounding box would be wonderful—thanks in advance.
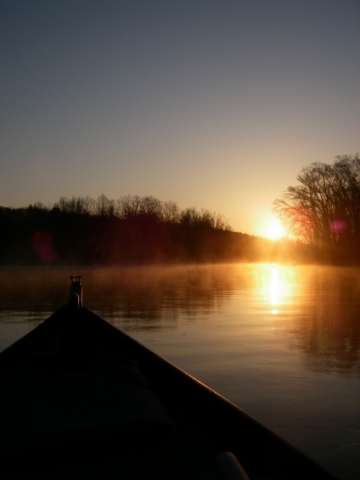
[288,268,360,377]
[84,265,235,331]
[0,267,72,313]
[0,266,235,331]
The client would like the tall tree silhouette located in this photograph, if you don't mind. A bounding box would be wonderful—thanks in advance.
[274,154,360,261]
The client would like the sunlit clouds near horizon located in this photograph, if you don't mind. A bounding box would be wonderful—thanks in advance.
[0,0,359,235]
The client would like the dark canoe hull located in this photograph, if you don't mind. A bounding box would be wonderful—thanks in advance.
[0,304,336,479]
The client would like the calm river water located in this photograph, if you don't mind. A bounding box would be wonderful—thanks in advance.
[0,263,359,479]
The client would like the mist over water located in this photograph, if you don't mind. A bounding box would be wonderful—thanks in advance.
[0,263,359,479]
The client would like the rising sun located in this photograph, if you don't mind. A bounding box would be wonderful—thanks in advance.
[261,217,286,240]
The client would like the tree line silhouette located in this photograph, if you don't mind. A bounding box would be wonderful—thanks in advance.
[0,194,305,265]
[7,153,359,267]
[274,154,360,263]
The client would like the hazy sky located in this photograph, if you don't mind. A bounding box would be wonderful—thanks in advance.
[1,0,359,235]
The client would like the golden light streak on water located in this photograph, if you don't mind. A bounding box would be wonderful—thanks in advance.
[257,263,294,315]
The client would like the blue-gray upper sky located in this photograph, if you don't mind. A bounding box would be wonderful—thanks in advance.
[1,0,359,235]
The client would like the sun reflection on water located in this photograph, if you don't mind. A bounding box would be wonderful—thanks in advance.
[262,264,293,315]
